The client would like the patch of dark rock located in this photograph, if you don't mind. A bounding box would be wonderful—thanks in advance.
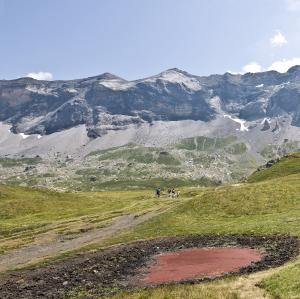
[266,159,277,168]
[24,166,35,172]
[159,151,169,155]
[0,235,298,299]
[272,121,280,132]
[256,158,280,172]
[89,176,97,182]
[261,119,271,131]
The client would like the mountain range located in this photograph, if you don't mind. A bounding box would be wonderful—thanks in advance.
[1,66,300,136]
[0,67,300,190]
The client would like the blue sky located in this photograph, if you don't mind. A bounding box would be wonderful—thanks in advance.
[1,0,300,80]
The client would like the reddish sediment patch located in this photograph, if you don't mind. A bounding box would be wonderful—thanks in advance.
[134,247,263,285]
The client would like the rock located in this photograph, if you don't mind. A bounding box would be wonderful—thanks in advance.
[261,119,271,131]
[24,166,35,172]
[3,67,300,140]
[272,121,280,132]
[89,176,97,182]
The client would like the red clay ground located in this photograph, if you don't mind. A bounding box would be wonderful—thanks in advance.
[134,247,263,285]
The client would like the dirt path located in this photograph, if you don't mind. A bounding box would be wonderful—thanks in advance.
[0,210,160,273]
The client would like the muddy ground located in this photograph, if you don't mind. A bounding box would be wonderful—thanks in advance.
[132,247,263,285]
[0,235,298,299]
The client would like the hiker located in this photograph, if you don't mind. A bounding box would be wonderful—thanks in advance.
[171,188,176,198]
[155,187,161,198]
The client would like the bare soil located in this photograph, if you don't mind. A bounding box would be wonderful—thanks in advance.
[0,235,298,299]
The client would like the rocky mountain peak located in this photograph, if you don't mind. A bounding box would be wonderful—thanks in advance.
[1,67,300,139]
[287,65,300,75]
[94,72,124,81]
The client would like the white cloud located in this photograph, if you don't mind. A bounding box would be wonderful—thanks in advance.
[270,31,288,47]
[286,0,300,11]
[26,71,53,80]
[267,57,300,72]
[242,62,263,73]
[240,57,300,74]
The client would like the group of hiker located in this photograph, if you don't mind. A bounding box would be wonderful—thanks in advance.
[155,187,180,198]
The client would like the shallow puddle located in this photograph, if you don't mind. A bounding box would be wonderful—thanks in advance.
[134,247,263,285]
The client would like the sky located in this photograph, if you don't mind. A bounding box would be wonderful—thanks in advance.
[1,0,300,80]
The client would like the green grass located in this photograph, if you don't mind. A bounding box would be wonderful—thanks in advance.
[74,177,218,191]
[97,175,300,248]
[99,278,240,299]
[247,152,300,183]
[93,145,181,166]
[261,259,300,299]
[87,143,136,157]
[156,152,180,165]
[0,157,42,168]
[0,185,172,253]
[225,143,247,155]
[175,136,237,151]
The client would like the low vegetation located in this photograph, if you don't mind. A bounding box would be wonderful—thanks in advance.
[0,136,260,191]
[1,152,300,298]
[0,185,172,253]
[261,259,300,299]
[247,152,300,183]
[0,156,42,168]
[175,135,237,151]
[78,154,300,298]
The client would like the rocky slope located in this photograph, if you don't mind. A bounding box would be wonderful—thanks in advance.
[1,66,300,137]
[0,67,300,189]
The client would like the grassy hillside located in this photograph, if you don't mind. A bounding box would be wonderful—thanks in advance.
[100,175,300,245]
[247,152,300,183]
[0,185,173,254]
[175,135,238,151]
[261,259,300,299]
[2,152,300,298]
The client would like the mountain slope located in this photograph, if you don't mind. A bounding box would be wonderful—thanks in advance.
[1,66,300,137]
[1,67,300,188]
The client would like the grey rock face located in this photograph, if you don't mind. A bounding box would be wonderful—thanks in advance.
[261,119,271,131]
[1,67,300,137]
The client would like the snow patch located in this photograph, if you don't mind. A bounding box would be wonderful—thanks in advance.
[261,118,271,125]
[273,81,291,92]
[26,86,56,96]
[20,133,30,139]
[224,115,249,132]
[66,88,78,93]
[145,70,202,91]
[99,79,135,91]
